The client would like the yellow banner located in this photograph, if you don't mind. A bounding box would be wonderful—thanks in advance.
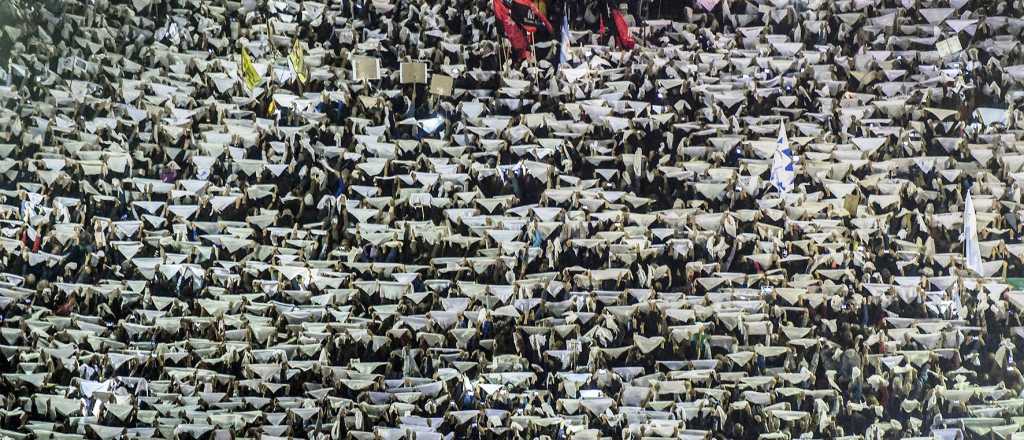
[289,39,307,83]
[239,47,261,91]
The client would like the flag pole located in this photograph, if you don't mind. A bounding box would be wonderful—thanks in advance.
[530,32,537,69]
[640,0,648,42]
[494,2,504,72]
[499,38,506,72]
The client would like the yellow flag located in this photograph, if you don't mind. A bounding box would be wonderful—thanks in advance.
[289,39,307,84]
[267,99,276,116]
[239,46,261,91]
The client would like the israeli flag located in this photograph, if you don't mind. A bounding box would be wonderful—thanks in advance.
[559,12,570,66]
[771,121,795,193]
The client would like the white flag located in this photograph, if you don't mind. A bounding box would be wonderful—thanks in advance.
[770,122,795,193]
[962,189,984,275]
[559,12,571,66]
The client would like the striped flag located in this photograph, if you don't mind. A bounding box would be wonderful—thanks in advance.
[770,121,795,193]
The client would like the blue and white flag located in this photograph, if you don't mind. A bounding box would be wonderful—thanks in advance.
[559,12,570,66]
[770,121,795,193]
[963,188,984,275]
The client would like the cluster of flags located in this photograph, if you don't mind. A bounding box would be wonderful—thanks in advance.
[492,0,553,62]
[493,0,633,65]
[237,39,307,94]
[241,3,986,281]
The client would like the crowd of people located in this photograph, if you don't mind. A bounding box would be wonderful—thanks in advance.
[1,0,1023,439]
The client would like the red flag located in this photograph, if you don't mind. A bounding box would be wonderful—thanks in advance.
[493,0,511,23]
[512,0,554,34]
[493,0,532,61]
[609,9,635,49]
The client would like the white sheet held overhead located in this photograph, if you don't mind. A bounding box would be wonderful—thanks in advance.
[771,121,795,193]
[962,188,984,276]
